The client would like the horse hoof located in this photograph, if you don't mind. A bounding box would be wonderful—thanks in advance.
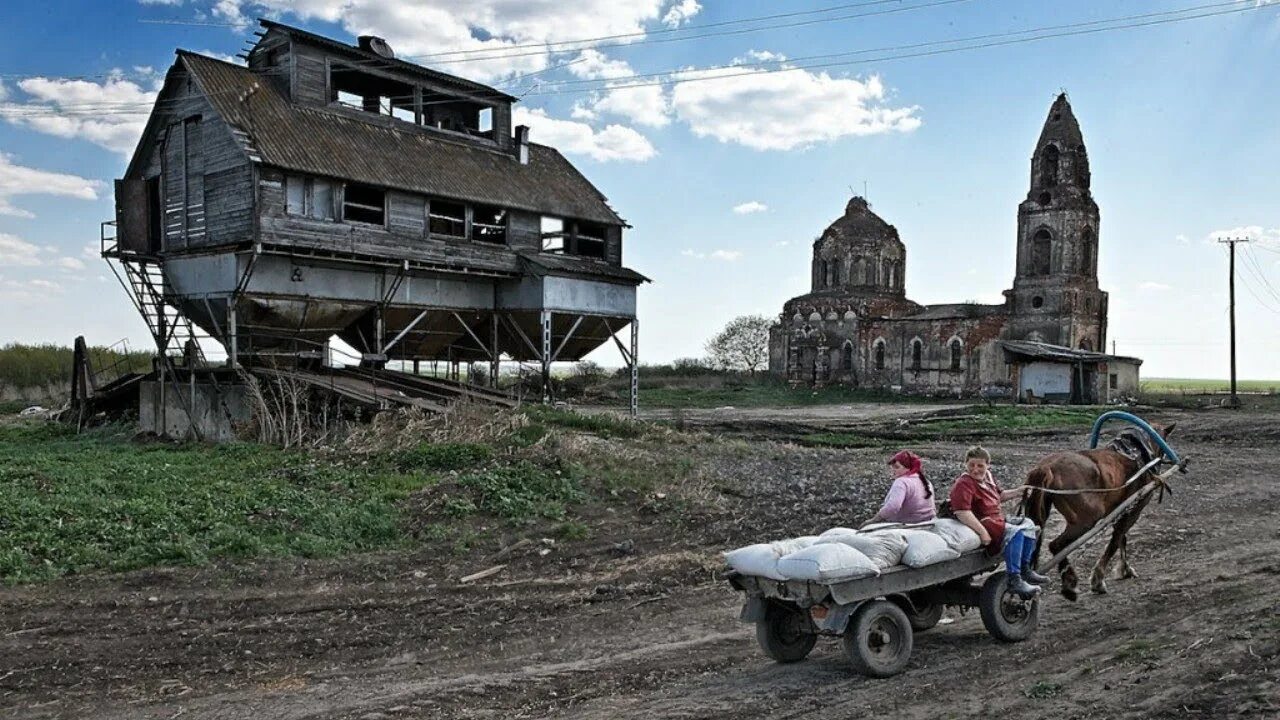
[1062,587,1079,602]
[1121,567,1139,580]
[1091,582,1108,595]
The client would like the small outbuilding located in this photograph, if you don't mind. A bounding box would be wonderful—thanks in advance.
[1001,341,1142,404]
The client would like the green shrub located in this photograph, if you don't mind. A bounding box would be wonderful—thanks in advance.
[393,442,492,472]
[457,461,583,521]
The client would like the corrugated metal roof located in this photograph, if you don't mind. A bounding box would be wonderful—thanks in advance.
[1002,340,1142,365]
[180,52,625,226]
[518,251,649,283]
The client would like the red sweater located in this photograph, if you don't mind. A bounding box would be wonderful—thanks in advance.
[949,473,1005,553]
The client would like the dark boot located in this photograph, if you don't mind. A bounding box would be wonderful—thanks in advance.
[1023,568,1050,585]
[1008,574,1042,599]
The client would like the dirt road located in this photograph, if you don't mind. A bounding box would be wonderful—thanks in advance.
[3,409,1277,719]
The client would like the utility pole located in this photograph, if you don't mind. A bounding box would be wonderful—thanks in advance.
[1218,236,1251,406]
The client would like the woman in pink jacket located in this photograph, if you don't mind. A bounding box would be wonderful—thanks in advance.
[864,449,937,526]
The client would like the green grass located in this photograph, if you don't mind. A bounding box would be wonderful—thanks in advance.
[801,405,1098,447]
[639,382,934,409]
[1141,377,1279,394]
[1023,681,1064,699]
[0,423,447,583]
[525,405,644,438]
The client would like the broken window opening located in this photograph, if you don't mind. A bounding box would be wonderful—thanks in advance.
[285,175,337,221]
[575,221,607,259]
[342,182,386,225]
[421,92,493,138]
[874,340,886,371]
[329,63,416,122]
[911,339,922,371]
[472,204,507,245]
[1032,295,1044,309]
[541,217,566,253]
[841,342,854,372]
[1109,373,1118,390]
[429,199,467,239]
[949,339,963,371]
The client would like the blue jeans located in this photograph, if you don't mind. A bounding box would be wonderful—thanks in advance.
[1002,522,1039,576]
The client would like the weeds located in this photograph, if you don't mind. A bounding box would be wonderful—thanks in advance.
[1023,680,1064,699]
[457,461,584,521]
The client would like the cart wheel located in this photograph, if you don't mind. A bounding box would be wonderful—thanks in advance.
[843,600,913,678]
[906,600,944,631]
[978,572,1040,643]
[756,604,817,663]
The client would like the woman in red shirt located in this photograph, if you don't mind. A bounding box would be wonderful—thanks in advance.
[950,446,1047,598]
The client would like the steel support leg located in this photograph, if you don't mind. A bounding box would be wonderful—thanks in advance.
[490,314,500,389]
[630,318,639,418]
[540,309,553,404]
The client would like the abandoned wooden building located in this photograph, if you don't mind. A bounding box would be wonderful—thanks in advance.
[767,94,1143,400]
[102,20,645,435]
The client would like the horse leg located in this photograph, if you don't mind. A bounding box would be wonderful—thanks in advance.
[1090,528,1122,594]
[1118,534,1138,579]
[1049,523,1090,602]
[1113,493,1155,580]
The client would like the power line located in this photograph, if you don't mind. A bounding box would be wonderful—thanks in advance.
[1,0,1269,121]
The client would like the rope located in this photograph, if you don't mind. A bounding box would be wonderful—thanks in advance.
[1021,456,1165,496]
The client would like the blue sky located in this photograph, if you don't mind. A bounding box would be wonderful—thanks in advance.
[1,0,1277,379]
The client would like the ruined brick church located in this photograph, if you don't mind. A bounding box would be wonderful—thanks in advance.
[768,94,1130,397]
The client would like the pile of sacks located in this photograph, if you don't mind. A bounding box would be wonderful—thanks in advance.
[724,519,983,584]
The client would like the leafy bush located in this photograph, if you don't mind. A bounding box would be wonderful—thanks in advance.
[0,342,150,389]
[457,461,583,521]
[394,442,493,472]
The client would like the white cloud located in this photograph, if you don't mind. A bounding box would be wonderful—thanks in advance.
[1175,234,1189,244]
[671,67,920,151]
[0,81,7,101]
[0,233,43,266]
[0,154,102,218]
[0,73,156,155]
[56,257,87,271]
[566,50,672,128]
[231,0,673,82]
[1138,281,1171,291]
[681,248,742,261]
[662,0,701,28]
[733,201,768,215]
[738,50,786,64]
[514,106,655,162]
[194,49,245,65]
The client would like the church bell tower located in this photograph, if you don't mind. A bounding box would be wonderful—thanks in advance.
[1006,93,1108,350]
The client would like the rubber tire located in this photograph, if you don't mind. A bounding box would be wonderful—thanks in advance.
[756,604,817,663]
[978,571,1040,643]
[906,600,944,631]
[843,600,914,678]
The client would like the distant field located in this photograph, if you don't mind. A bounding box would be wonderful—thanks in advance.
[1141,377,1280,394]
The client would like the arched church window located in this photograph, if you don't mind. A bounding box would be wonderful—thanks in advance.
[841,342,854,372]
[1032,229,1052,276]
[874,340,886,370]
[882,258,892,287]
[911,339,922,370]
[832,261,842,286]
[1079,339,1094,352]
[865,260,876,286]
[818,259,828,288]
[949,338,963,371]
[1041,145,1059,188]
[1038,192,1051,206]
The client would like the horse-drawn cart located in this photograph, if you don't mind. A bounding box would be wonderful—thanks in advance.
[726,411,1187,678]
[728,550,1036,677]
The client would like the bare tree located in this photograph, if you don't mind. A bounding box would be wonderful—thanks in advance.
[705,315,772,375]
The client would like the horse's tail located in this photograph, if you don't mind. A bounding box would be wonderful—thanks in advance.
[1024,466,1054,565]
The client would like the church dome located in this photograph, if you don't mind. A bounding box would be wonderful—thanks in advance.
[809,197,908,298]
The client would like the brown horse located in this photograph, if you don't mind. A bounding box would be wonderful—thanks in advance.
[1024,423,1176,601]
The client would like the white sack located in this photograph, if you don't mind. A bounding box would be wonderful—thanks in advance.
[817,530,908,569]
[819,527,859,538]
[776,543,880,583]
[929,518,983,552]
[723,536,819,580]
[899,530,962,568]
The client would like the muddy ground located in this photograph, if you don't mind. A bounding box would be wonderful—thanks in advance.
[2,407,1278,719]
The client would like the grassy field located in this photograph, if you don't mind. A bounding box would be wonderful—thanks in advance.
[0,407,670,585]
[803,405,1100,448]
[1141,377,1280,394]
[637,382,941,409]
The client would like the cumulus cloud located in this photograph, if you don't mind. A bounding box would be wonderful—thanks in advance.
[56,256,87,271]
[221,0,675,82]
[662,0,701,28]
[733,201,768,215]
[670,67,920,151]
[0,72,156,155]
[0,154,102,218]
[514,106,655,162]
[0,233,43,266]
[566,50,671,128]
[681,248,742,261]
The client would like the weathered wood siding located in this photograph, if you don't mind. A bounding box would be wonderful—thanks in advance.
[291,42,330,106]
[125,64,254,253]
[507,211,541,251]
